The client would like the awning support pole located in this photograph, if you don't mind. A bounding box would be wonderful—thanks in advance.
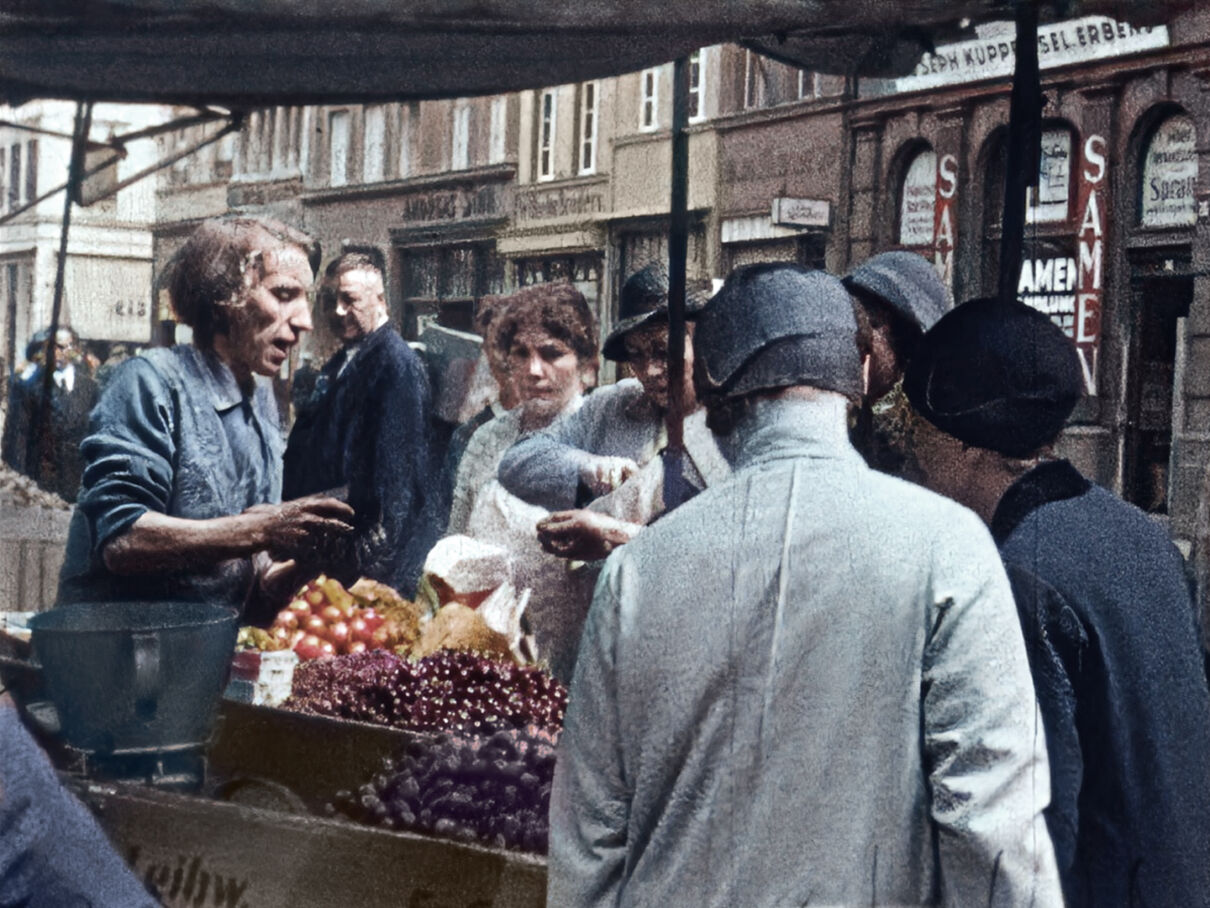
[666,55,691,456]
[999,1,1042,303]
[25,100,92,478]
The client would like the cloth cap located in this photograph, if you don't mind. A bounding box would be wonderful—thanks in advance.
[904,296,1084,457]
[844,250,949,333]
[695,264,862,400]
[602,262,707,362]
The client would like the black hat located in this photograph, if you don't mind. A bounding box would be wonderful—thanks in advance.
[695,263,862,400]
[843,250,949,334]
[602,262,706,362]
[904,297,1084,458]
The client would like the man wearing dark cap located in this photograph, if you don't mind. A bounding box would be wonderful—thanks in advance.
[549,264,1060,907]
[905,296,1210,908]
[843,250,949,477]
[498,262,727,560]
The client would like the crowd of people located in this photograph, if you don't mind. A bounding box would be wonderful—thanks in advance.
[3,212,1209,906]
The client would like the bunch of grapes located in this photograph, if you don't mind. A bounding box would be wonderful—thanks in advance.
[332,726,559,853]
[286,649,567,736]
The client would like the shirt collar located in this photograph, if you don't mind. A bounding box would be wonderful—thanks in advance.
[720,393,859,470]
[190,346,251,413]
[990,459,1091,545]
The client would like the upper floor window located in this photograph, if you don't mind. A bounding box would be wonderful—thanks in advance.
[640,68,659,131]
[363,105,386,183]
[1140,114,1197,229]
[23,139,35,201]
[579,81,598,175]
[489,96,508,165]
[798,70,821,100]
[8,143,20,210]
[688,51,704,122]
[451,101,471,171]
[399,103,415,178]
[539,89,557,180]
[329,110,350,187]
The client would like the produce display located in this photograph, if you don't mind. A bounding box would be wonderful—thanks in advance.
[239,575,425,660]
[333,726,559,853]
[286,648,567,736]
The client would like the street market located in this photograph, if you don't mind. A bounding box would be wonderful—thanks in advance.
[1,1,1210,906]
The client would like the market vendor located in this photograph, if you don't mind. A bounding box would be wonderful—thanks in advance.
[446,282,599,680]
[497,262,728,561]
[57,217,354,614]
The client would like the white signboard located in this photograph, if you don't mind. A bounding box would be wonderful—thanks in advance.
[1141,115,1198,228]
[1026,129,1072,224]
[64,255,154,342]
[898,150,936,246]
[894,17,1169,93]
[771,197,830,229]
[1019,254,1078,337]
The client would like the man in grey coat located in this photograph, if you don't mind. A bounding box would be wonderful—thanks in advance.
[549,263,1061,907]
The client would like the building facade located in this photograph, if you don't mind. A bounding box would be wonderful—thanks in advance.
[145,7,1210,547]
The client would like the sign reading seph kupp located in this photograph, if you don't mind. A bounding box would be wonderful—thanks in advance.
[893,17,1169,93]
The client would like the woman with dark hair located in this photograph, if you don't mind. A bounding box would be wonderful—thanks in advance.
[58,217,352,614]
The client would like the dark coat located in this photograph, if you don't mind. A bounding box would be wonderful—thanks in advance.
[283,325,434,595]
[994,460,1210,908]
[1,366,97,502]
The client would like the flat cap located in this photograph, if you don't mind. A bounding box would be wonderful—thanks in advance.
[844,251,949,333]
[904,296,1084,457]
[601,262,707,362]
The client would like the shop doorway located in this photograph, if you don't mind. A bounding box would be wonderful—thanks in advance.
[1124,271,1193,513]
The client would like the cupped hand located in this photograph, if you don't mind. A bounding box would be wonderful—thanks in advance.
[247,495,355,560]
[579,456,639,499]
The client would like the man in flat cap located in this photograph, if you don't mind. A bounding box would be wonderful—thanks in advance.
[844,249,949,477]
[549,264,1060,907]
[905,296,1210,907]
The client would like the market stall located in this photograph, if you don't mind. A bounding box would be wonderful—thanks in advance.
[0,2,1196,906]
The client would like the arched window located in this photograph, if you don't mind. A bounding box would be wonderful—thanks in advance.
[1140,114,1197,228]
[897,148,936,247]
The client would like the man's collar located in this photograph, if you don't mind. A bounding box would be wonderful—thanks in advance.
[990,459,1091,545]
[194,346,250,412]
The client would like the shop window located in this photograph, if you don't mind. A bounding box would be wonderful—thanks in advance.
[363,105,386,183]
[328,110,349,187]
[451,101,471,171]
[539,89,557,180]
[398,103,416,178]
[400,244,503,336]
[898,149,937,247]
[1140,114,1197,229]
[578,81,598,175]
[640,68,659,131]
[688,50,704,122]
[489,96,508,165]
[1026,128,1073,224]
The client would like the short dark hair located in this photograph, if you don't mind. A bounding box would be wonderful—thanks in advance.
[165,217,318,347]
[488,282,598,364]
[317,251,385,312]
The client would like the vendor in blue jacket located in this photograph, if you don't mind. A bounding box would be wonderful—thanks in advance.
[906,296,1210,907]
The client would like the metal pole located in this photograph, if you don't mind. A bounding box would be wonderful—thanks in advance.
[24,101,91,479]
[998,1,1041,303]
[667,55,690,456]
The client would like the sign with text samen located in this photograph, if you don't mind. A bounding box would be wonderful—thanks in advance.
[771,197,831,229]
[893,17,1168,93]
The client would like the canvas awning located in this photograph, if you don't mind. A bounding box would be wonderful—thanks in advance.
[0,0,1191,107]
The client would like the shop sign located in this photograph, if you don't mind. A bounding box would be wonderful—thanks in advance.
[1141,115,1198,228]
[63,255,154,342]
[933,154,957,294]
[515,184,605,223]
[892,17,1168,93]
[400,184,504,224]
[898,151,936,247]
[1026,129,1072,225]
[771,197,830,229]
[1017,134,1107,396]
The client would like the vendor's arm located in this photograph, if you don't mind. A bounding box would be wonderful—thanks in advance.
[498,398,637,510]
[548,559,631,907]
[537,509,644,562]
[922,510,1063,907]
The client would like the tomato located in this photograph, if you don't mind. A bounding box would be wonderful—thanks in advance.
[294,633,325,661]
[328,621,350,648]
[303,614,328,637]
[347,640,368,654]
[348,616,370,642]
[362,610,385,633]
[276,610,300,632]
[318,640,336,658]
[319,605,344,625]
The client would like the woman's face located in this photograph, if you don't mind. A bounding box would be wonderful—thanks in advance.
[225,243,314,380]
[507,325,588,426]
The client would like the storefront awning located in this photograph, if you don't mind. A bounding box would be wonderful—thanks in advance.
[0,1,1193,107]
